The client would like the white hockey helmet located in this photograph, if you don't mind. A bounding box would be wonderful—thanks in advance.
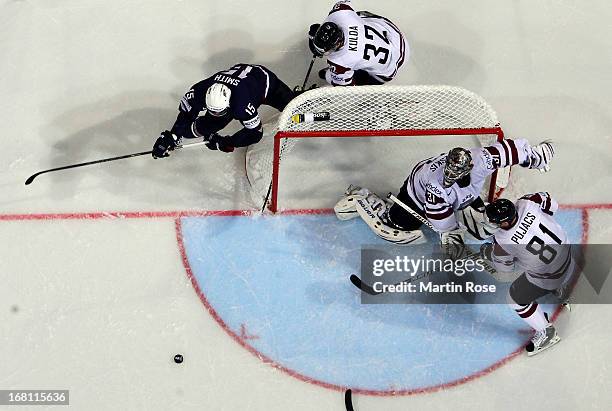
[205,83,231,116]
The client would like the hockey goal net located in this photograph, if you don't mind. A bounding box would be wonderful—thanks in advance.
[246,85,508,212]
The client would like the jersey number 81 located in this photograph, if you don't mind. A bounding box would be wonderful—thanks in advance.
[526,223,563,264]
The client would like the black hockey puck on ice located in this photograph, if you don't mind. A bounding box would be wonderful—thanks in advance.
[174,354,183,364]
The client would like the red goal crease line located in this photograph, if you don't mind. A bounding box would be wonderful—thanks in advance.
[0,203,610,222]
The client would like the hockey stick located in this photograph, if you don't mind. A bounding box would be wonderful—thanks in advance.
[25,139,207,185]
[302,56,316,90]
[387,193,498,275]
[349,269,432,296]
[344,389,354,411]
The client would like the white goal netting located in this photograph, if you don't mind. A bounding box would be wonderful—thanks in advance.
[246,85,507,211]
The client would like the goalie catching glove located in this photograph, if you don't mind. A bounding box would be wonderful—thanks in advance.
[527,140,555,172]
[458,198,499,241]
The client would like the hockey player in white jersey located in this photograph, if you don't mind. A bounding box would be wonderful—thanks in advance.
[334,138,555,251]
[482,194,576,356]
[308,1,407,86]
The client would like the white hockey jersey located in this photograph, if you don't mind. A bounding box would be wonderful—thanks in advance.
[322,1,407,85]
[491,193,572,289]
[406,138,535,232]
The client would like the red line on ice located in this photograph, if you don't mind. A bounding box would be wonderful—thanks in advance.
[0,203,609,395]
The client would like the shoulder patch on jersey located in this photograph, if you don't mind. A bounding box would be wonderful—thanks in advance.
[327,61,351,74]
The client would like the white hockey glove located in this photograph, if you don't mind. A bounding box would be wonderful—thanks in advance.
[528,140,555,172]
[440,225,467,260]
[458,202,499,241]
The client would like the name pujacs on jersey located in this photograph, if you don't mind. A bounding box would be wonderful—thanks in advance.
[493,193,572,289]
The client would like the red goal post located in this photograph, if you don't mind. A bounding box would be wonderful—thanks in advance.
[246,85,508,213]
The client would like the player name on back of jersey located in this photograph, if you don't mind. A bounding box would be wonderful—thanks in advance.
[510,211,537,243]
[347,26,358,51]
[213,74,240,87]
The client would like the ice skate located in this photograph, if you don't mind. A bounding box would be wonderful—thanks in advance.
[526,323,561,356]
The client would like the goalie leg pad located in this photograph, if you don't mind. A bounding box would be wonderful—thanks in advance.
[334,185,371,221]
[354,193,425,245]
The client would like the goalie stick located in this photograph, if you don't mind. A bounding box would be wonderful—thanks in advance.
[349,193,499,295]
[344,389,354,411]
[25,139,207,185]
[349,269,432,296]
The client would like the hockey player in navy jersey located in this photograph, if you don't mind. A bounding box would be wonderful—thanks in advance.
[152,63,295,158]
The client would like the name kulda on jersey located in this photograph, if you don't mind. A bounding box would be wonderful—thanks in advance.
[348,26,358,51]
[511,211,537,243]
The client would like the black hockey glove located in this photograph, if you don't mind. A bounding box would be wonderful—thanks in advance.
[152,130,181,159]
[205,133,235,153]
[469,196,486,213]
[308,24,323,57]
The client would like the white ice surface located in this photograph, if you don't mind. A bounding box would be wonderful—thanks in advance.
[1,1,611,410]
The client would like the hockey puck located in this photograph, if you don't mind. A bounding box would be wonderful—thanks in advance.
[174,354,183,364]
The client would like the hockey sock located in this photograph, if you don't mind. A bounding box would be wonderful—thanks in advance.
[511,302,550,331]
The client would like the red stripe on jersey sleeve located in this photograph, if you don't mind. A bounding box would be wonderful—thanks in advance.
[327,61,351,74]
[507,139,519,164]
[329,2,354,14]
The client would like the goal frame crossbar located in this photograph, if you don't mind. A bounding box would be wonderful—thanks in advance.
[269,126,505,213]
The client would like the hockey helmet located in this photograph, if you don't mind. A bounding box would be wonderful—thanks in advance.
[485,198,517,227]
[443,148,473,187]
[313,22,345,55]
[206,83,231,117]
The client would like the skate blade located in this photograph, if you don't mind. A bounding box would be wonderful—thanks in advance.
[527,335,561,357]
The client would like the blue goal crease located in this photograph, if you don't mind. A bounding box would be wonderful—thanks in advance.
[179,210,583,391]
